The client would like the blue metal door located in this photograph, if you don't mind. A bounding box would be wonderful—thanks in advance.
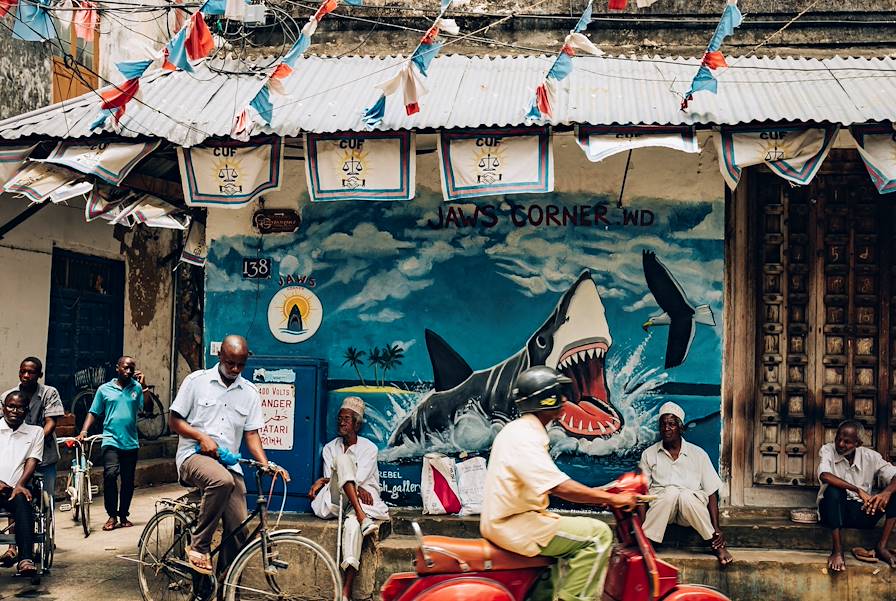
[240,356,327,512]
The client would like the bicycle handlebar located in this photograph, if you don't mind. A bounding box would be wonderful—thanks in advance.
[57,434,104,448]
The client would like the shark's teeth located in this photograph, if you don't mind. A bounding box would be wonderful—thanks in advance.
[578,419,584,430]
[598,422,607,434]
[587,423,594,432]
[577,350,587,363]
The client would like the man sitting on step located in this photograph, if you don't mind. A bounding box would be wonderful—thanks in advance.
[818,420,896,572]
[639,402,734,566]
[308,396,388,601]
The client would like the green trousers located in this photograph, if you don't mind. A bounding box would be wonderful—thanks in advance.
[531,516,614,601]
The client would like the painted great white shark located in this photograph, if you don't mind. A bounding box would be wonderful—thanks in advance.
[388,270,623,447]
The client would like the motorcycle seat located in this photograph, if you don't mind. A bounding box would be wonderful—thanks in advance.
[415,535,555,574]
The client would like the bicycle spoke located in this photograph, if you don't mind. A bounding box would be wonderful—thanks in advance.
[138,511,194,601]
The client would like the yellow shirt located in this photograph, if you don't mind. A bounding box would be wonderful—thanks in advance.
[480,414,570,556]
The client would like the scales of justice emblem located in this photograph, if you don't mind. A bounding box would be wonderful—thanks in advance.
[474,142,505,185]
[215,155,244,195]
[340,146,368,190]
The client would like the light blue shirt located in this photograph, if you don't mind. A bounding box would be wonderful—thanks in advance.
[170,365,264,476]
[89,379,144,450]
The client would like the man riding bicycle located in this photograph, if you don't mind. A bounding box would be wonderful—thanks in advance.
[168,335,289,576]
[481,366,639,601]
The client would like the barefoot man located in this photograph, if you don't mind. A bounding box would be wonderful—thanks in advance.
[819,420,896,572]
[639,402,734,566]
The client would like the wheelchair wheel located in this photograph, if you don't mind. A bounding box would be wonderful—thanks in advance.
[39,489,54,571]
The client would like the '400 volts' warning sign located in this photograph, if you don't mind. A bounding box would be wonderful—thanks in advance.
[258,383,294,450]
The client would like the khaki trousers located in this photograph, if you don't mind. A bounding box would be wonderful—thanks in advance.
[180,454,248,574]
[642,487,714,543]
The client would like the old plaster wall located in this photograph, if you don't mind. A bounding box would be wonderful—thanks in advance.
[0,30,52,120]
[0,194,177,408]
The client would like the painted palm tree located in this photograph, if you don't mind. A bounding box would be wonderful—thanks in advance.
[342,347,367,385]
[380,343,405,385]
[368,346,383,386]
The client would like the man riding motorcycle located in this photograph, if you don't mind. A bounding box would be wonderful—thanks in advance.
[481,366,640,601]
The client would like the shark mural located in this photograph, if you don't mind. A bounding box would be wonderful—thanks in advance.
[203,192,725,504]
[390,271,622,446]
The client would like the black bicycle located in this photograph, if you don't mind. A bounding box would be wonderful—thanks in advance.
[136,459,340,601]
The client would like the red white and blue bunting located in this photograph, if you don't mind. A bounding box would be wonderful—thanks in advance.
[713,125,839,190]
[176,137,284,207]
[86,186,189,230]
[437,127,553,201]
[2,161,91,204]
[304,131,415,202]
[362,1,458,128]
[680,0,742,111]
[525,0,602,121]
[232,0,363,138]
[851,124,896,195]
[576,125,698,162]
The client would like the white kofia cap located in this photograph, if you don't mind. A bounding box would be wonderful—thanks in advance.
[658,401,685,424]
[341,396,365,419]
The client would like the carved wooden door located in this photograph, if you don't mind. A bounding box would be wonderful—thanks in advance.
[753,165,895,486]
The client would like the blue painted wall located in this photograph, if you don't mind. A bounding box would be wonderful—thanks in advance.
[205,190,725,505]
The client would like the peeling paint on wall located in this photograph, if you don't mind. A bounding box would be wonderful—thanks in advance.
[0,30,52,120]
[123,227,165,329]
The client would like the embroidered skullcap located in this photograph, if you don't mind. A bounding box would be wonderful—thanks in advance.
[658,401,685,424]
[341,396,365,419]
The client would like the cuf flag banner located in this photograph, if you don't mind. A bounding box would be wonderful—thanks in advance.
[176,137,284,207]
[304,131,415,202]
[576,126,698,163]
[2,162,90,204]
[0,144,36,185]
[45,140,160,185]
[437,127,554,201]
[180,220,208,267]
[713,126,839,190]
[851,125,896,194]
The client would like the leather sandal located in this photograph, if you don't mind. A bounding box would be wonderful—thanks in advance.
[17,559,37,576]
[103,517,118,531]
[185,546,214,575]
[118,519,134,528]
[0,548,16,567]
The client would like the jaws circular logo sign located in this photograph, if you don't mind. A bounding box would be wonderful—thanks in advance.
[267,286,323,343]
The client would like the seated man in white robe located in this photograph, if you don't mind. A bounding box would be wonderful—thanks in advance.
[309,396,389,601]
[639,402,734,566]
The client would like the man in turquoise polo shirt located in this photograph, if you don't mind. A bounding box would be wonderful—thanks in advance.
[79,356,151,531]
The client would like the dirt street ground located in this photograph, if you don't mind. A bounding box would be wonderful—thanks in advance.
[0,483,189,601]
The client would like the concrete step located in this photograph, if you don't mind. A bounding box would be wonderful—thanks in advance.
[375,535,896,601]
[56,435,178,466]
[53,457,178,500]
[387,508,882,553]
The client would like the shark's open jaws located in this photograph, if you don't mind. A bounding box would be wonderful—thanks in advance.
[387,270,624,449]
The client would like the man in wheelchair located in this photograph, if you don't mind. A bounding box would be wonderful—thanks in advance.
[0,391,44,577]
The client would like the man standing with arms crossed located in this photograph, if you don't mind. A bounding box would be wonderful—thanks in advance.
[1,357,64,566]
[169,335,289,576]
[79,356,150,531]
[481,366,639,601]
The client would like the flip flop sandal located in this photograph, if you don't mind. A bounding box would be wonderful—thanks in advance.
[118,520,134,528]
[0,549,16,567]
[851,547,878,563]
[185,546,214,576]
[16,560,37,576]
[103,518,118,531]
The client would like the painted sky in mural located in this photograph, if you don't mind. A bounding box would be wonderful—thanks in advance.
[205,190,724,492]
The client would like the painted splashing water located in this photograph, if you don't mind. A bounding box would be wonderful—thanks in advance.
[375,334,666,462]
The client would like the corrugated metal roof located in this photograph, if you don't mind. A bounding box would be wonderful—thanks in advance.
[1,54,894,147]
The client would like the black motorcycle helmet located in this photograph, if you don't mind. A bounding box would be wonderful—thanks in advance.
[512,366,573,414]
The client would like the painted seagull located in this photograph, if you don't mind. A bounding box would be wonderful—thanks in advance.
[641,250,716,369]
[388,270,624,447]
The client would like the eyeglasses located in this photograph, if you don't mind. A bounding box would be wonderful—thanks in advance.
[3,405,26,413]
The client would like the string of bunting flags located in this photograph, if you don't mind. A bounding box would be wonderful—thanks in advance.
[851,124,896,195]
[526,0,603,121]
[361,0,458,128]
[680,0,742,110]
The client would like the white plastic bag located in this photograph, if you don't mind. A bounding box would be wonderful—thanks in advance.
[455,456,487,516]
[421,453,462,515]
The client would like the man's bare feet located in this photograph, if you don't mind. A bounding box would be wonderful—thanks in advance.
[828,552,845,572]
[713,545,734,566]
[876,544,896,568]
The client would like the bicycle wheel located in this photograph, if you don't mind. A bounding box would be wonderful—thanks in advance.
[68,472,80,523]
[80,472,91,537]
[42,488,55,570]
[138,510,196,601]
[72,389,102,435]
[223,532,341,601]
[137,393,166,441]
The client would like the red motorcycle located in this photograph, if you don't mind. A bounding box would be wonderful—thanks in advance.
[381,473,731,601]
